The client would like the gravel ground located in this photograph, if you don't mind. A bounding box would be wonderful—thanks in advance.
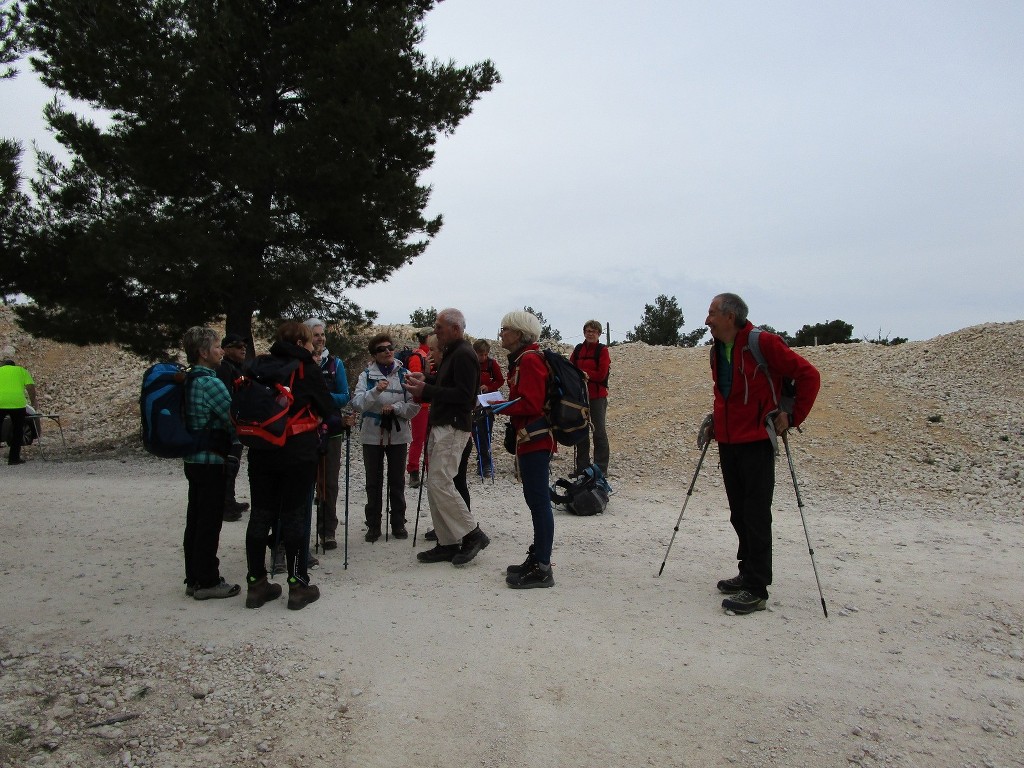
[1,309,1021,768]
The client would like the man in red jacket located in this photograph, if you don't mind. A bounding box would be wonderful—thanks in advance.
[704,293,820,615]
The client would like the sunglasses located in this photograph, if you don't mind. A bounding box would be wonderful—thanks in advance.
[374,345,395,354]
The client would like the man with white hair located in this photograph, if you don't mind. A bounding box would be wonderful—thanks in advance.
[304,318,351,550]
[403,308,489,566]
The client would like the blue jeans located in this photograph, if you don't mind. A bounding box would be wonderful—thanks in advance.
[518,450,554,565]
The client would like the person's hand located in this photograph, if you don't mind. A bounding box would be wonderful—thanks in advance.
[375,379,388,393]
[404,371,425,398]
[381,404,394,415]
[771,410,791,435]
[697,413,714,450]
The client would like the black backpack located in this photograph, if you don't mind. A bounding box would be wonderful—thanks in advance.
[140,363,229,457]
[519,349,591,446]
[231,356,320,449]
[550,464,611,516]
[395,346,426,371]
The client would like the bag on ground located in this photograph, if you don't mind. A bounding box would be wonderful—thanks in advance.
[550,463,611,516]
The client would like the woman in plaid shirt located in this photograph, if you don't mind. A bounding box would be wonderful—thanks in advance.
[181,326,239,601]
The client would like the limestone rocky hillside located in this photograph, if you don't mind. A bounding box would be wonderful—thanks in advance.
[3,306,1021,519]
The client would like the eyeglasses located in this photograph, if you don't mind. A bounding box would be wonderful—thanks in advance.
[374,345,394,354]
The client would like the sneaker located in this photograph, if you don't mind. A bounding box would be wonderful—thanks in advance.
[408,470,421,488]
[323,538,338,551]
[287,579,320,611]
[391,526,409,540]
[716,575,746,594]
[507,545,536,576]
[365,528,382,543]
[722,590,767,614]
[507,563,554,589]
[416,544,460,563]
[245,576,282,609]
[424,528,437,541]
[193,578,241,600]
[451,525,490,567]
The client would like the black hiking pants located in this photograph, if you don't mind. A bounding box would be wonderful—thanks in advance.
[719,439,775,599]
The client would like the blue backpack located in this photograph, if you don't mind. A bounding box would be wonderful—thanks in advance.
[140,363,228,457]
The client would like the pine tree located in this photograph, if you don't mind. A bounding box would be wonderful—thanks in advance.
[11,1,498,357]
[626,294,685,346]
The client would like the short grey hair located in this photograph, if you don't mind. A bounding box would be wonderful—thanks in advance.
[715,293,749,328]
[436,307,466,332]
[304,317,326,331]
[500,310,542,345]
[182,326,219,365]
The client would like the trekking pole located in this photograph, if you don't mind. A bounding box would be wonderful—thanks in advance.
[487,410,495,483]
[781,431,828,618]
[315,453,327,554]
[472,419,485,483]
[343,422,350,569]
[382,422,392,542]
[412,429,429,546]
[656,440,711,577]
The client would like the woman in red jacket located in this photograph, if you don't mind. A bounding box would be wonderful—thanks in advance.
[497,310,556,589]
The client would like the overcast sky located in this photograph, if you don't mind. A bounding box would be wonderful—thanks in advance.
[4,1,1022,345]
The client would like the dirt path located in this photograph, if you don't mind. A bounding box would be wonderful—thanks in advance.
[2,457,1021,768]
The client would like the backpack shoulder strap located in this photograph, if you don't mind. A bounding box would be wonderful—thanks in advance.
[746,327,767,371]
[745,326,786,409]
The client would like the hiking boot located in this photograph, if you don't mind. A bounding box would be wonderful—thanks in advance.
[391,526,409,540]
[408,470,421,488]
[722,590,767,614]
[424,528,437,541]
[185,583,195,597]
[416,544,460,563]
[365,527,382,543]
[193,578,241,600]
[507,563,554,589]
[451,525,490,567]
[323,538,338,551]
[245,576,282,609]
[287,579,320,611]
[507,545,536,576]
[716,575,746,594]
[222,507,243,522]
[307,554,320,569]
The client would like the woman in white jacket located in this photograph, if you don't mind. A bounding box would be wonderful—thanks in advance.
[351,333,421,541]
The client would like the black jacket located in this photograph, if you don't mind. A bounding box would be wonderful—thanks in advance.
[421,338,479,432]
